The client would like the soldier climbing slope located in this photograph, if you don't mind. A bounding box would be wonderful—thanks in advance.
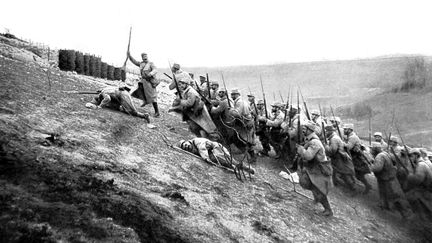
[127,51,160,117]
[297,121,334,216]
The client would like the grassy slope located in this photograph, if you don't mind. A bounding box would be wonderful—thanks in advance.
[0,38,431,242]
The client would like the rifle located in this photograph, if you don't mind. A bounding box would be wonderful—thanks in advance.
[259,75,268,119]
[330,105,342,139]
[368,116,372,146]
[221,73,231,108]
[288,86,293,127]
[298,87,311,121]
[194,79,212,105]
[63,90,101,95]
[248,86,258,122]
[168,62,182,99]
[395,125,416,171]
[122,27,132,72]
[297,90,301,144]
[206,73,211,99]
[318,103,327,145]
[283,88,290,121]
[279,91,284,103]
[390,146,409,172]
[163,72,172,80]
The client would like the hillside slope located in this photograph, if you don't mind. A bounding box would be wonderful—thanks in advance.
[0,38,431,242]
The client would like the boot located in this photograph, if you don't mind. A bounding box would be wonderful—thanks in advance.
[152,102,160,117]
[321,198,333,217]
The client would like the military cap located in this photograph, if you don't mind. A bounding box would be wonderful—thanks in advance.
[247,94,255,98]
[172,63,180,69]
[257,100,264,105]
[408,148,421,156]
[199,75,206,80]
[177,78,189,84]
[324,124,336,132]
[271,102,283,107]
[389,136,399,143]
[211,81,219,86]
[141,52,147,56]
[304,120,319,133]
[419,148,429,156]
[231,88,240,94]
[373,132,383,137]
[342,123,354,130]
[310,110,320,116]
[218,87,227,93]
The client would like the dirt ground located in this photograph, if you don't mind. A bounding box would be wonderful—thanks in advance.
[0,37,431,242]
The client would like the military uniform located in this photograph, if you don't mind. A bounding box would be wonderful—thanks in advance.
[265,105,285,158]
[325,127,357,192]
[128,54,160,116]
[255,103,271,155]
[344,125,372,194]
[91,86,150,122]
[370,150,413,218]
[173,84,217,138]
[297,126,333,216]
[405,149,432,217]
[178,137,255,174]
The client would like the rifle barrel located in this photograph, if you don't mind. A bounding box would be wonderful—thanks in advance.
[260,75,268,119]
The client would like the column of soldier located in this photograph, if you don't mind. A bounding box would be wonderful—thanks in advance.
[165,62,432,219]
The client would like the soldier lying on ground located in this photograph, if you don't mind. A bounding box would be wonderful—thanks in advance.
[177,137,256,175]
[86,86,150,122]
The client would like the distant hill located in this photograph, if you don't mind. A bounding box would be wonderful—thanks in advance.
[165,55,431,108]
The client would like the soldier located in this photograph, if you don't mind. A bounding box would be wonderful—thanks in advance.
[87,86,150,122]
[324,125,357,194]
[198,75,209,97]
[297,121,334,216]
[170,78,217,138]
[229,88,256,162]
[178,137,255,174]
[405,148,432,218]
[169,63,193,91]
[255,100,271,156]
[209,81,219,100]
[127,51,160,117]
[343,123,372,194]
[369,143,414,218]
[258,102,285,158]
[373,132,388,150]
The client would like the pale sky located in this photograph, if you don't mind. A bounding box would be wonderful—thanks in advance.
[2,0,432,67]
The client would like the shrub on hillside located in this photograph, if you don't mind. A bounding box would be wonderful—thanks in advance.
[396,57,430,92]
[58,49,76,71]
[107,65,114,80]
[114,67,121,81]
[100,62,107,79]
[83,54,91,75]
[89,56,96,76]
[121,69,126,81]
[75,52,84,74]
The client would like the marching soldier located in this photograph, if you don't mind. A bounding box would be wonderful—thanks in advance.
[297,121,334,216]
[255,100,271,156]
[170,78,217,138]
[127,51,160,117]
[87,86,150,122]
[324,125,357,193]
[369,143,414,218]
[373,132,388,150]
[259,102,285,158]
[343,123,372,194]
[209,81,219,100]
[229,88,256,162]
[405,148,432,218]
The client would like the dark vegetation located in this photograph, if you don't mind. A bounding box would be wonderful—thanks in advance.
[58,49,125,81]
